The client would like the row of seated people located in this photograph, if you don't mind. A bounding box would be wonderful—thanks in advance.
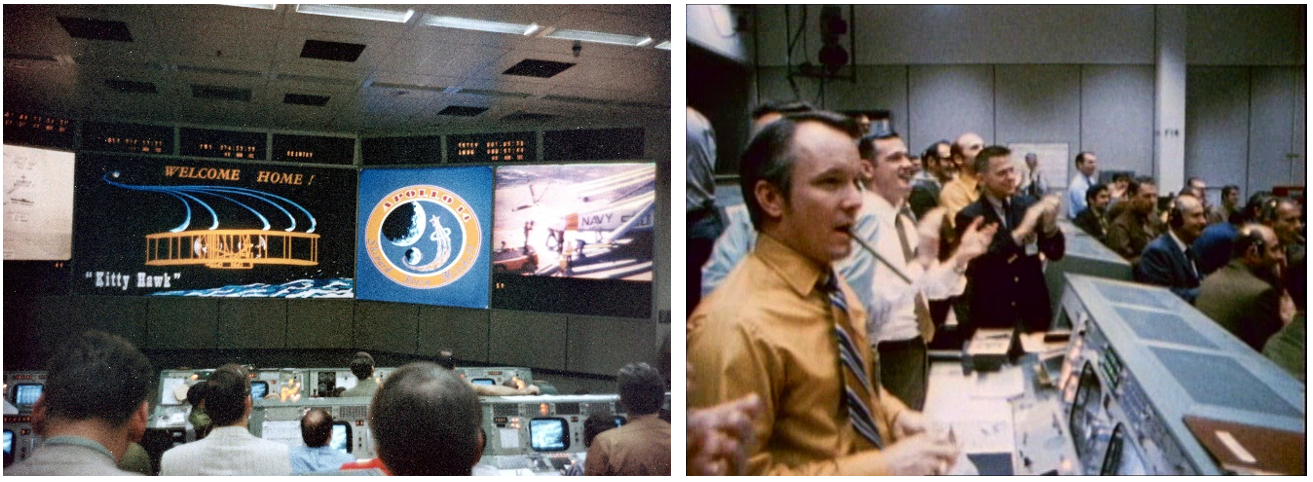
[8,332,670,476]
[1070,177,1305,380]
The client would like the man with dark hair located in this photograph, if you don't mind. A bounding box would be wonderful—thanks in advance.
[1134,194,1208,303]
[585,363,670,475]
[1197,224,1294,351]
[9,331,154,475]
[909,141,953,220]
[956,146,1065,334]
[435,348,540,396]
[939,132,986,226]
[690,111,958,475]
[160,364,291,475]
[341,351,380,398]
[1073,183,1111,241]
[750,100,815,135]
[289,408,354,474]
[1106,176,1161,264]
[1066,151,1098,219]
[1209,184,1242,225]
[370,362,482,476]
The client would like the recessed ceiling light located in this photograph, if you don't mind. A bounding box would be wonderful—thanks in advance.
[544,29,652,47]
[422,15,539,35]
[655,40,670,50]
[295,4,414,23]
[220,4,277,10]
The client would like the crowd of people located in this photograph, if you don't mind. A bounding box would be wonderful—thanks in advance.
[685,100,1305,474]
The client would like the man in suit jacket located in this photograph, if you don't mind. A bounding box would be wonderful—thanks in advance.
[160,364,292,475]
[1197,224,1295,351]
[1134,194,1208,303]
[1073,183,1111,242]
[955,145,1065,335]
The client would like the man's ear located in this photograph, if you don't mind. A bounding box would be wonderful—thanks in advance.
[858,159,875,181]
[128,400,149,442]
[754,180,786,220]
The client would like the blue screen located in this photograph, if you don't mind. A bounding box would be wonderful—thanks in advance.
[3,430,12,455]
[330,423,351,454]
[529,418,568,452]
[471,378,495,386]
[14,384,42,406]
[250,381,268,400]
[614,416,626,427]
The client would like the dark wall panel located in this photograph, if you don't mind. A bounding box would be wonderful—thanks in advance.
[287,300,354,349]
[353,301,418,354]
[417,306,489,363]
[76,296,149,348]
[217,299,287,349]
[489,310,567,371]
[566,315,655,376]
[146,298,219,349]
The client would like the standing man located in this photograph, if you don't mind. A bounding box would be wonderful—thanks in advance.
[1073,184,1111,242]
[8,331,154,476]
[840,132,996,410]
[1018,152,1048,199]
[687,106,723,315]
[689,111,958,475]
[1066,152,1098,219]
[909,141,954,220]
[1134,194,1208,303]
[955,146,1065,334]
[1196,224,1294,351]
[161,364,292,475]
[1106,176,1161,264]
[585,362,672,476]
[939,132,986,226]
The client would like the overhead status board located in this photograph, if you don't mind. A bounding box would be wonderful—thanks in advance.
[272,134,355,165]
[2,111,74,149]
[447,131,536,164]
[82,121,172,154]
[180,127,266,160]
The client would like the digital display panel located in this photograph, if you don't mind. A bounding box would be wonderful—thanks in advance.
[180,127,266,160]
[13,384,42,407]
[72,155,358,297]
[471,378,496,386]
[492,163,653,318]
[331,422,352,454]
[361,135,443,166]
[356,166,493,308]
[272,134,355,165]
[3,111,74,149]
[447,132,536,164]
[250,381,269,400]
[543,127,644,161]
[529,418,569,452]
[4,144,75,260]
[82,121,172,154]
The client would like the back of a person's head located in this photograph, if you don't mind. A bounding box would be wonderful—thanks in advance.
[583,412,616,448]
[750,99,814,120]
[350,351,375,380]
[435,349,455,370]
[43,330,153,426]
[616,362,663,416]
[301,408,334,447]
[370,362,481,476]
[186,382,207,409]
[205,364,251,427]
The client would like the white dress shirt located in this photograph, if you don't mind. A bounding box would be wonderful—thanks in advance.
[160,425,292,476]
[1067,172,1094,219]
[842,191,966,344]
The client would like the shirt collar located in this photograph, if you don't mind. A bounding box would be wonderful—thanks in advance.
[754,232,829,298]
[1167,230,1190,253]
[41,436,114,461]
[863,190,900,226]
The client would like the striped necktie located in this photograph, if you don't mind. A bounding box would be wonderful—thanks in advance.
[821,271,884,449]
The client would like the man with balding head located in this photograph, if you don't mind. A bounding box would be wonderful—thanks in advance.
[371,362,482,476]
[1197,223,1294,351]
[938,133,986,226]
[290,408,355,474]
[1134,194,1208,303]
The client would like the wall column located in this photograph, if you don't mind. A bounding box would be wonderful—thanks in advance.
[1154,5,1187,191]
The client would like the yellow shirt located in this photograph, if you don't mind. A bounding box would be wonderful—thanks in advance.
[938,170,980,227]
[688,233,909,476]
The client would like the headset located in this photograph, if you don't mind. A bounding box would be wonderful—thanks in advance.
[1259,197,1284,224]
[1233,227,1268,259]
[1168,203,1184,229]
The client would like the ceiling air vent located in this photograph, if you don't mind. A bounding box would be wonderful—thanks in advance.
[105,79,157,94]
[436,105,488,117]
[191,84,252,102]
[367,81,447,94]
[502,59,575,78]
[300,39,366,62]
[56,17,133,42]
[283,93,330,106]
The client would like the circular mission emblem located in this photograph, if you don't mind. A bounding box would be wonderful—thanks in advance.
[364,185,481,289]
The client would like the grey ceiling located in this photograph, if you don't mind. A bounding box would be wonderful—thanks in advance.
[3,4,671,135]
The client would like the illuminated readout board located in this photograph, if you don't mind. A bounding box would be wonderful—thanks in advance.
[82,122,172,154]
[180,127,266,160]
[3,111,74,149]
[447,132,536,164]
[272,134,355,165]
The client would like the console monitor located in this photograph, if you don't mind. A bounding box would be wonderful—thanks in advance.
[3,429,11,468]
[13,384,42,408]
[614,416,627,427]
[1069,362,1103,459]
[529,417,570,452]
[331,422,352,454]
[1101,423,1147,475]
[250,381,269,400]
[471,378,495,386]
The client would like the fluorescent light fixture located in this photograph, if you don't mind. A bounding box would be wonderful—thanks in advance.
[544,28,653,47]
[221,4,277,9]
[424,15,540,36]
[654,40,670,50]
[295,4,414,23]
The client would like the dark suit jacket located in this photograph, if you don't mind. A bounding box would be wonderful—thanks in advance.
[1133,233,1200,303]
[1196,260,1285,351]
[1073,206,1107,242]
[955,194,1065,334]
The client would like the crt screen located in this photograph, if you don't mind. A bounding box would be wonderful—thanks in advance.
[250,381,268,400]
[471,378,495,386]
[3,430,11,455]
[614,416,626,427]
[529,418,568,452]
[331,423,351,454]
[14,384,42,406]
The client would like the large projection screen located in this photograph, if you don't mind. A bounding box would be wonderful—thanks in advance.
[3,144,75,260]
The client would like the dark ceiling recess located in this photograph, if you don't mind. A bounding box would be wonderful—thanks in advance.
[283,93,330,106]
[104,79,157,94]
[299,39,366,62]
[502,59,575,78]
[56,16,133,42]
[436,105,488,117]
[503,111,557,122]
[191,84,252,102]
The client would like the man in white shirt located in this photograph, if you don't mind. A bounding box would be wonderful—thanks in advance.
[160,364,291,475]
[838,132,996,410]
[1066,152,1098,219]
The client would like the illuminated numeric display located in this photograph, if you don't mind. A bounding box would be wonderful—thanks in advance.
[273,134,354,165]
[4,111,76,149]
[83,121,173,154]
[447,132,536,164]
[180,128,266,160]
